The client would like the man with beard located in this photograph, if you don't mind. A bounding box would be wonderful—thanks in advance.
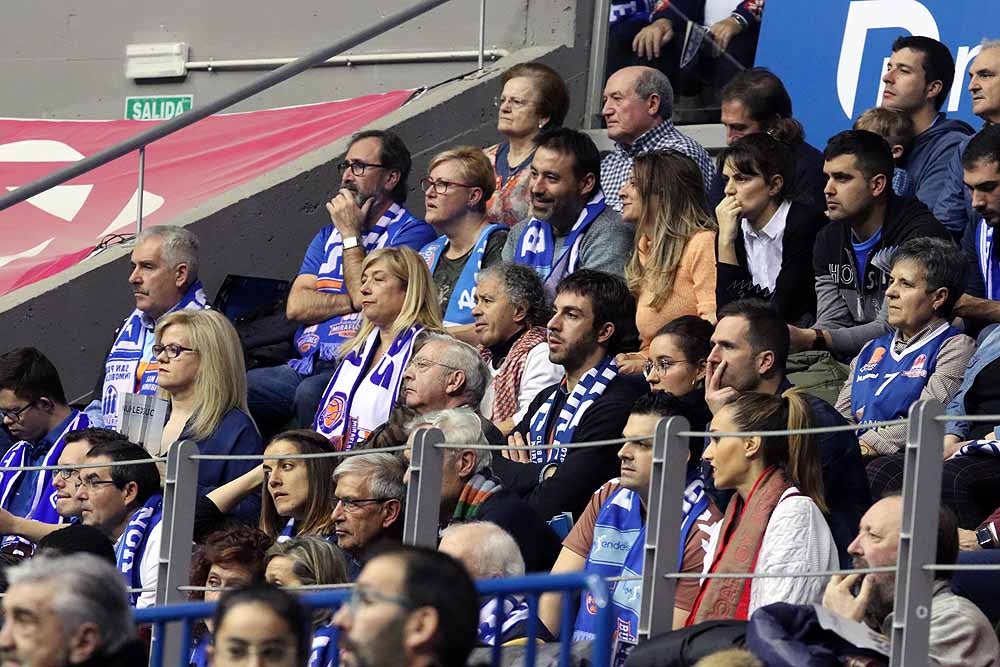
[955,123,1000,324]
[823,495,998,665]
[247,130,436,437]
[492,270,646,522]
[502,128,633,295]
[332,545,478,667]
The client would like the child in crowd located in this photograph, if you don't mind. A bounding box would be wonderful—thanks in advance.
[854,107,916,197]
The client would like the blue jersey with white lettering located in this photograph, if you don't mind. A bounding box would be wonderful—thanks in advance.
[849,323,960,426]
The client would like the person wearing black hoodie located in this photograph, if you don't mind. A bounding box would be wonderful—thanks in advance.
[789,130,951,360]
[881,35,975,238]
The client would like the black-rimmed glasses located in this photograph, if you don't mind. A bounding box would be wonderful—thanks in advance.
[152,343,198,359]
[419,177,477,195]
[75,477,119,491]
[0,401,36,423]
[337,160,388,177]
[333,496,389,512]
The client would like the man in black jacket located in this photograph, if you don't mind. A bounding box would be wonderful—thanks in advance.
[492,270,646,522]
[789,130,950,359]
[0,553,148,667]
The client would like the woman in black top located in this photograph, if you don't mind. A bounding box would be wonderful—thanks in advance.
[715,133,827,326]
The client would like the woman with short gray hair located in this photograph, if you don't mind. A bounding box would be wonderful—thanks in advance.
[836,237,975,484]
[472,262,562,434]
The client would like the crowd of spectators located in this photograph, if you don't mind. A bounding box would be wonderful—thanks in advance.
[3,18,1000,667]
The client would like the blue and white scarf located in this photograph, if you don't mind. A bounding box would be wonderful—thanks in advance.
[290,204,411,376]
[102,281,208,430]
[479,594,532,646]
[116,493,163,606]
[977,220,1000,301]
[528,356,618,463]
[309,624,336,667]
[958,439,1000,457]
[512,193,606,294]
[419,223,505,326]
[314,324,423,451]
[573,475,710,643]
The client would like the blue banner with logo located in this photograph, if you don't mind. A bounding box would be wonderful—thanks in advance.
[756,0,998,147]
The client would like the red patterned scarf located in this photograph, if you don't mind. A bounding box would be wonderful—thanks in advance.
[481,326,548,423]
[686,466,793,624]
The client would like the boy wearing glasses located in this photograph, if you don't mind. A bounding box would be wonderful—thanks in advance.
[247,130,436,439]
[0,348,89,549]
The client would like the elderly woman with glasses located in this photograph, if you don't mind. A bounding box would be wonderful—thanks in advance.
[835,238,975,488]
[418,147,508,343]
[484,63,570,228]
[313,247,444,451]
[154,309,263,522]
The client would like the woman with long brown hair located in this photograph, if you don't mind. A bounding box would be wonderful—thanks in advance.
[688,390,836,624]
[617,150,717,374]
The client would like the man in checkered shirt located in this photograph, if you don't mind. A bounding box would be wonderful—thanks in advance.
[600,66,715,212]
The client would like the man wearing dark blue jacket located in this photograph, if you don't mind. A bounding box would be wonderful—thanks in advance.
[881,36,974,237]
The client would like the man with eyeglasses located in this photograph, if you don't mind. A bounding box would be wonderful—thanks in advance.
[247,129,436,439]
[0,427,123,548]
[417,147,508,343]
[0,348,90,551]
[75,440,163,608]
[331,452,406,580]
[332,545,478,667]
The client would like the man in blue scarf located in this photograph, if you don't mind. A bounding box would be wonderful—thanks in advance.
[75,440,163,608]
[0,348,89,531]
[85,225,208,429]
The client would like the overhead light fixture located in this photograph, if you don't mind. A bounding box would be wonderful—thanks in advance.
[125,42,189,79]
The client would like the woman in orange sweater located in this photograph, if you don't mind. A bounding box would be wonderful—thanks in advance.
[617,150,717,374]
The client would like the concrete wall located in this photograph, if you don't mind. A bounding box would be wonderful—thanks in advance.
[1,0,579,119]
[0,1,597,402]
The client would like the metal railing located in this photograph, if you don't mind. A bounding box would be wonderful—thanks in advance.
[0,0,486,239]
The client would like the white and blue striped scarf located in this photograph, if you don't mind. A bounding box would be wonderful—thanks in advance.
[116,493,163,606]
[478,594,532,646]
[977,220,1000,301]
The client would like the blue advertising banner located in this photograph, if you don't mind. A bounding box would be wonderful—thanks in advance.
[755,0,997,147]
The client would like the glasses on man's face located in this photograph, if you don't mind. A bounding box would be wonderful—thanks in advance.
[409,357,463,373]
[337,160,387,177]
[75,476,119,491]
[345,586,414,614]
[492,95,535,111]
[56,467,80,481]
[419,177,477,195]
[152,343,198,360]
[643,357,691,376]
[332,496,388,512]
[0,401,36,423]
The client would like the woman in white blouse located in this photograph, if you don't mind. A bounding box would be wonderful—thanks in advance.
[687,389,837,624]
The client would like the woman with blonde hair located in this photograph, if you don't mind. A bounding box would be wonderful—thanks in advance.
[154,308,262,521]
[617,150,717,374]
[265,536,349,667]
[688,390,836,624]
[313,246,444,450]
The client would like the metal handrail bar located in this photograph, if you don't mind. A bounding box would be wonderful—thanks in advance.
[185,50,508,71]
[663,566,898,580]
[934,414,1000,422]
[923,563,1000,572]
[0,457,167,472]
[188,445,407,461]
[0,0,455,212]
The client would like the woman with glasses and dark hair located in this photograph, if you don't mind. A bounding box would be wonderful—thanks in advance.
[418,147,508,341]
[152,309,262,523]
[484,63,570,227]
[715,133,827,326]
[209,584,313,667]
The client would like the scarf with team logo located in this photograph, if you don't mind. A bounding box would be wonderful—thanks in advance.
[573,474,710,643]
[977,220,1000,301]
[116,493,163,606]
[0,410,89,527]
[512,193,606,293]
[527,356,618,463]
[479,594,533,646]
[290,204,412,376]
[314,324,423,451]
[101,281,208,430]
[308,624,336,667]
[419,223,505,326]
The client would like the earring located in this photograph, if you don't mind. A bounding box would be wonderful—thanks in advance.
[538,122,544,129]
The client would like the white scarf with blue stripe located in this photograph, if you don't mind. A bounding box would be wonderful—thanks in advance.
[419,223,504,326]
[977,220,1000,301]
[116,493,163,606]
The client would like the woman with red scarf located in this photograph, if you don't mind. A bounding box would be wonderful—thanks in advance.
[687,389,837,624]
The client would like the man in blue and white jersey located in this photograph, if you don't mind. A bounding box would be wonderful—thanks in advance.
[247,130,435,437]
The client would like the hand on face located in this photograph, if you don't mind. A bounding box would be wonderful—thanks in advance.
[822,573,873,623]
[715,195,743,237]
[327,188,374,238]
[705,359,739,415]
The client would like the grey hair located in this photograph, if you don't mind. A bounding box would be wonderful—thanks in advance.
[981,38,1000,53]
[408,407,492,473]
[265,535,349,587]
[890,236,966,319]
[440,521,524,578]
[634,67,674,121]
[135,225,200,283]
[7,554,133,654]
[418,333,491,406]
[477,262,552,328]
[333,452,406,503]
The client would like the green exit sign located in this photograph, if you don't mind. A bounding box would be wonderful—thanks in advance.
[125,94,193,120]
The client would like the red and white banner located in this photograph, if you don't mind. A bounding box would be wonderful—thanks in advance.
[0,89,413,297]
